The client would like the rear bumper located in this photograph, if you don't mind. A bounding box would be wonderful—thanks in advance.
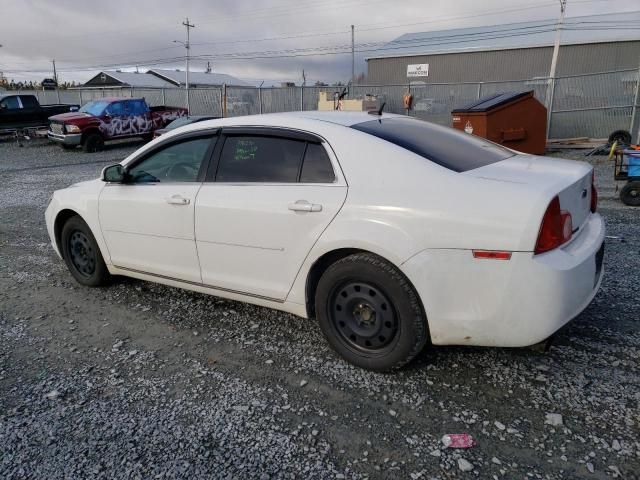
[48,131,82,145]
[401,213,605,347]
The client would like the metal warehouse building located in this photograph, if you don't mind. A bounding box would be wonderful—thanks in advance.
[366,11,640,84]
[365,11,640,140]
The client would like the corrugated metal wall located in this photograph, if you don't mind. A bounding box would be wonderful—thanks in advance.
[367,41,640,84]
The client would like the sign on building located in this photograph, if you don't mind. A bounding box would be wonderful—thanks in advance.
[407,64,429,78]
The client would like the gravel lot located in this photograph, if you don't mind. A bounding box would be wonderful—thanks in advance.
[1,137,639,479]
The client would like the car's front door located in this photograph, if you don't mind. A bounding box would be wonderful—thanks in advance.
[0,95,23,129]
[99,132,217,282]
[195,129,347,301]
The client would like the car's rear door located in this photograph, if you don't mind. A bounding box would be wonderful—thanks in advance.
[18,95,44,127]
[194,128,347,301]
[99,131,218,282]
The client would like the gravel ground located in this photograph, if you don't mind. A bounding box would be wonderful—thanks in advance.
[1,137,639,479]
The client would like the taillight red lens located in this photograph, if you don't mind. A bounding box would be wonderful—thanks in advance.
[590,170,598,213]
[535,196,572,254]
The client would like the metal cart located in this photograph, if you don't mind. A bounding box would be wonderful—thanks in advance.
[610,143,640,206]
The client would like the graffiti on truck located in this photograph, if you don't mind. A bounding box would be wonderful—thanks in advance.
[97,110,185,138]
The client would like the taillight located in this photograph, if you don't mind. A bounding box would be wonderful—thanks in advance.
[590,170,598,213]
[535,196,572,254]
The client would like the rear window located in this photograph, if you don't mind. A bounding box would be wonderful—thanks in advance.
[351,117,515,172]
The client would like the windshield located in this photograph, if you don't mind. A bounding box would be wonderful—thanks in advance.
[165,117,194,130]
[79,101,110,116]
[351,117,515,172]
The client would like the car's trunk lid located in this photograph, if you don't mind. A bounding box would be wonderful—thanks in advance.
[465,154,593,231]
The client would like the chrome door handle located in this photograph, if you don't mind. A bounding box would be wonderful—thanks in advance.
[167,195,190,205]
[288,200,322,212]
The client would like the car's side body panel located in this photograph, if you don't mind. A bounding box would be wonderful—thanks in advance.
[402,213,604,346]
[45,179,110,263]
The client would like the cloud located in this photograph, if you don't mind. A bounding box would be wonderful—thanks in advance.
[0,0,636,84]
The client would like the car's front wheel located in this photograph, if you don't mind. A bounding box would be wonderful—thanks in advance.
[82,133,104,153]
[60,215,111,287]
[315,253,428,371]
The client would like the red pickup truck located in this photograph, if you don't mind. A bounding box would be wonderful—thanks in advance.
[48,97,187,152]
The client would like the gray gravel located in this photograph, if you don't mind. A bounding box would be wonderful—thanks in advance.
[1,137,639,479]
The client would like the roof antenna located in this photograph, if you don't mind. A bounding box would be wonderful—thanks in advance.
[369,101,386,116]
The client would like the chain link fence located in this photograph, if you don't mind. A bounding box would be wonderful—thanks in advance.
[11,67,640,141]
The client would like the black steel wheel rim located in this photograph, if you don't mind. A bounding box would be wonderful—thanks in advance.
[68,230,96,277]
[328,281,399,353]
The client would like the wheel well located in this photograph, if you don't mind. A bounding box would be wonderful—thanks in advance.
[54,209,80,257]
[306,249,364,318]
[81,128,102,144]
[305,248,429,327]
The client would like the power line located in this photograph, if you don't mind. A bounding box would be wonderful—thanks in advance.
[4,10,639,74]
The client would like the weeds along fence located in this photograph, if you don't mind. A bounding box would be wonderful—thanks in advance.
[15,67,640,141]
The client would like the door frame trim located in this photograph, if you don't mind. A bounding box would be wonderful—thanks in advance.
[113,264,284,303]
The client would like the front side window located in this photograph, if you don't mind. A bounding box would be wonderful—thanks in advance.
[216,136,306,183]
[127,136,213,183]
[0,96,20,109]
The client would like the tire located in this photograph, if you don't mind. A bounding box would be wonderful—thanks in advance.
[620,181,640,206]
[608,130,632,145]
[60,215,111,287]
[315,253,428,371]
[82,133,104,153]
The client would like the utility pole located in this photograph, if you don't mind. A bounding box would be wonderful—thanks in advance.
[52,59,58,85]
[182,17,195,112]
[351,25,355,84]
[546,0,566,138]
[301,69,306,111]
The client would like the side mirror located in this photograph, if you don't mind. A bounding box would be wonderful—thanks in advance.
[102,164,125,183]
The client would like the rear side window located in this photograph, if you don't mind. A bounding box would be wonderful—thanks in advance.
[216,136,306,183]
[300,143,335,183]
[128,100,147,115]
[19,96,39,108]
[351,117,515,172]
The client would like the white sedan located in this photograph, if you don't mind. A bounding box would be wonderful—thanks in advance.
[45,111,605,371]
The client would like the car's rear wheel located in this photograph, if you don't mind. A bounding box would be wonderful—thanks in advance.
[315,253,428,371]
[61,215,111,287]
[82,133,104,153]
[620,181,640,206]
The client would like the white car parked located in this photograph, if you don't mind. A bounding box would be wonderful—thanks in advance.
[45,111,605,371]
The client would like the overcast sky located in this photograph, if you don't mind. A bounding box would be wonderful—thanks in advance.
[0,0,637,85]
